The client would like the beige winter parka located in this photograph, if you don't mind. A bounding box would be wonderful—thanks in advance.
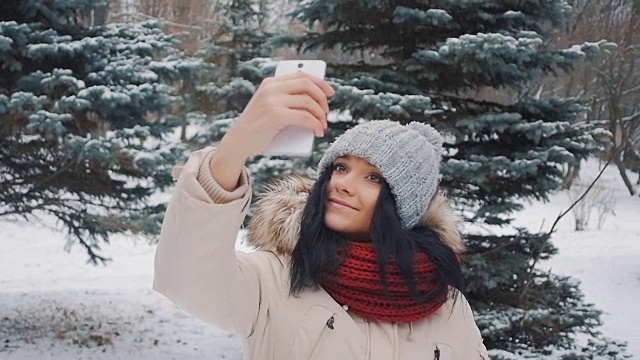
[153,147,489,360]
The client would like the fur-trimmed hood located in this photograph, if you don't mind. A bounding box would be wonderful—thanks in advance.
[247,175,465,256]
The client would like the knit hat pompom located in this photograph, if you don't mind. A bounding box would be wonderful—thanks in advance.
[318,120,444,229]
[406,122,444,155]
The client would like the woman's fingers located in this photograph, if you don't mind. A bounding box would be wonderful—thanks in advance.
[297,71,335,97]
[223,71,333,157]
[283,108,325,137]
[273,74,333,111]
[276,79,329,113]
[276,71,335,97]
[282,94,327,129]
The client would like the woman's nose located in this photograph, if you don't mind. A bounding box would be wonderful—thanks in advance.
[335,174,356,195]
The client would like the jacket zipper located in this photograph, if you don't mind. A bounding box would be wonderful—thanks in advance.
[308,315,334,360]
[434,345,440,360]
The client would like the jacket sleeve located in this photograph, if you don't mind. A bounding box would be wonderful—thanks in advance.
[468,305,490,360]
[454,294,490,360]
[152,147,275,337]
[478,339,489,359]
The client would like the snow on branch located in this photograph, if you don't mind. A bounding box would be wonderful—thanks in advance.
[110,12,204,31]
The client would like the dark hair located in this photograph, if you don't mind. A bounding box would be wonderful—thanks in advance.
[289,165,464,307]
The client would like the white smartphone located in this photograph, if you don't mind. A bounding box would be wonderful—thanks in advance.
[262,60,327,157]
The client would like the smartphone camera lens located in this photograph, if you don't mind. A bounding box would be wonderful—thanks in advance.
[297,63,303,68]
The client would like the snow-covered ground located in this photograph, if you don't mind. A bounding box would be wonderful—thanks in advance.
[510,160,640,357]
[1,159,638,359]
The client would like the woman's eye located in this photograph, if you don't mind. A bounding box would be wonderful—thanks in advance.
[368,174,382,183]
[333,164,346,172]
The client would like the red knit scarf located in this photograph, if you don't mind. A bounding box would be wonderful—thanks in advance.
[320,241,447,323]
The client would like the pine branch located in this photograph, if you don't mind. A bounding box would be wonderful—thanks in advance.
[0,197,78,217]
[110,12,204,31]
[48,206,111,265]
[577,111,640,126]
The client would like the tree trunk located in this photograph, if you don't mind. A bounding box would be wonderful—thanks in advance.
[615,154,636,195]
[94,3,108,26]
[563,161,581,189]
[180,122,187,142]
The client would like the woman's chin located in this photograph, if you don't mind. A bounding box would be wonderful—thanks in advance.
[324,222,347,234]
[324,215,367,238]
[324,215,352,234]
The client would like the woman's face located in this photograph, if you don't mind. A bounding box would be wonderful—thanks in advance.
[324,156,383,241]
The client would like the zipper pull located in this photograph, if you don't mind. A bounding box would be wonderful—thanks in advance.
[434,345,440,360]
[326,315,335,330]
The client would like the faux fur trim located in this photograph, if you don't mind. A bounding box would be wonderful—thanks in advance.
[419,192,465,254]
[247,175,465,256]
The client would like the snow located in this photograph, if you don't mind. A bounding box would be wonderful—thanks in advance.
[510,159,640,357]
[503,11,523,18]
[0,35,13,51]
[0,221,251,360]
[0,159,638,359]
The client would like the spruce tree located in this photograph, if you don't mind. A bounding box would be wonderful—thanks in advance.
[187,0,271,145]
[186,0,315,187]
[269,0,629,358]
[0,0,201,263]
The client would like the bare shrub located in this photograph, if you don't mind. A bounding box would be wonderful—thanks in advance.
[567,178,617,231]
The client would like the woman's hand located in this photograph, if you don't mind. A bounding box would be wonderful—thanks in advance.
[221,71,335,159]
[209,71,335,192]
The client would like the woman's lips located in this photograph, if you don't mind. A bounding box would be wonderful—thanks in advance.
[328,198,357,210]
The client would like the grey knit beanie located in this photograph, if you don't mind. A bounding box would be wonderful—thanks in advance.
[317,120,444,229]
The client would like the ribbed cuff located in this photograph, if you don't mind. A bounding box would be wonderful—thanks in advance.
[196,148,250,204]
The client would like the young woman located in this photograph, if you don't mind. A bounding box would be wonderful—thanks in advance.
[153,71,489,360]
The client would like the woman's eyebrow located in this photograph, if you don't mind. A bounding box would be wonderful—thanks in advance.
[339,155,380,171]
